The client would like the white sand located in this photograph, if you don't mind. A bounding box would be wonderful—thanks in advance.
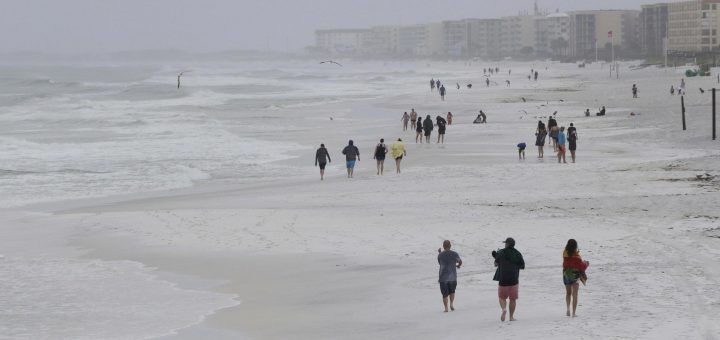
[2,61,720,339]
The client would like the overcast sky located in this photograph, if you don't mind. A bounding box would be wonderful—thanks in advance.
[1,0,660,54]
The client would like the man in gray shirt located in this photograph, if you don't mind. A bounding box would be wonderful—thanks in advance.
[437,240,462,312]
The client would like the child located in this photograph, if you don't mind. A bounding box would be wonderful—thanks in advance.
[517,142,526,160]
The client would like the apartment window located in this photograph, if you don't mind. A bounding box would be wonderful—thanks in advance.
[703,12,707,18]
[714,29,718,35]
[702,37,711,44]
[703,29,711,35]
[703,3,710,10]
[714,4,718,10]
[714,38,718,44]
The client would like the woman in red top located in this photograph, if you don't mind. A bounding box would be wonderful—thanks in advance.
[563,239,589,317]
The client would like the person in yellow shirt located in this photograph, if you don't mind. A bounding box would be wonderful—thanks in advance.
[390,138,407,174]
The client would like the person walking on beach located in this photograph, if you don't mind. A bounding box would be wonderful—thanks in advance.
[567,123,578,163]
[410,109,418,130]
[373,138,388,175]
[315,143,331,180]
[342,140,360,178]
[632,84,638,98]
[486,78,490,87]
[492,237,525,322]
[535,121,547,158]
[436,79,441,89]
[547,116,558,149]
[430,78,435,91]
[534,71,539,81]
[447,111,453,125]
[390,138,406,173]
[402,112,410,131]
[517,142,526,160]
[436,115,447,144]
[439,85,446,101]
[670,85,675,95]
[563,239,589,317]
[438,240,462,313]
[423,115,434,143]
[679,78,686,95]
[557,126,567,164]
[415,117,424,144]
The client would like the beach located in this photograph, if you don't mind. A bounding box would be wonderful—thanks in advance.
[1,59,719,339]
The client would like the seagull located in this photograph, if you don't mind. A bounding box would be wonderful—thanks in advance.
[553,111,558,116]
[320,60,343,67]
[700,88,705,94]
[559,99,565,102]
[177,71,190,89]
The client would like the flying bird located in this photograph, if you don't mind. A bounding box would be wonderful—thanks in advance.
[700,88,705,94]
[553,111,558,116]
[320,60,343,66]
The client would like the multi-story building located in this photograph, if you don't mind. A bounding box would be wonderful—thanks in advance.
[315,29,370,56]
[568,10,640,59]
[363,26,399,56]
[640,3,669,57]
[667,0,720,53]
[397,23,443,57]
[469,19,503,59]
[536,12,570,56]
[501,15,539,57]
[442,19,471,57]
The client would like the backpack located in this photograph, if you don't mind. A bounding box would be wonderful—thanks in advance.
[375,144,385,157]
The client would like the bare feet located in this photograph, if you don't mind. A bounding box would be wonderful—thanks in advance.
[444,309,448,313]
[509,317,517,321]
[501,309,506,321]
[450,305,455,311]
[572,314,578,318]
[566,310,571,317]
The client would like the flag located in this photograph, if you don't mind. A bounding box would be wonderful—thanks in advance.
[608,31,613,38]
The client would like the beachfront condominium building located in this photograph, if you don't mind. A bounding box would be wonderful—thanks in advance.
[640,3,669,57]
[315,29,370,56]
[667,0,720,53]
[362,26,399,56]
[568,10,640,60]
[397,23,443,57]
[441,18,502,58]
[500,14,539,57]
[535,12,570,57]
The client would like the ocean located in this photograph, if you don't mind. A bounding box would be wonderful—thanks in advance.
[0,58,423,208]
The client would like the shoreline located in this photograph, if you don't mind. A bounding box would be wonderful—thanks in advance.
[3,61,720,338]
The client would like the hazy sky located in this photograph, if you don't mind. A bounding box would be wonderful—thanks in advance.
[1,0,660,54]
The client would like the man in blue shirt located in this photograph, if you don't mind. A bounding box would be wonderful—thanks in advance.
[437,240,462,312]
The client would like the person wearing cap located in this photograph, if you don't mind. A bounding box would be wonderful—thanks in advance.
[492,237,525,322]
[437,240,462,312]
[314,143,331,180]
[341,140,360,178]
[390,138,406,174]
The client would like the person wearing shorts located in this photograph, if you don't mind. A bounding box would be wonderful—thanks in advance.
[438,240,462,312]
[373,139,388,176]
[563,239,589,317]
[390,138,406,174]
[557,127,567,164]
[492,237,525,322]
[314,143,331,180]
[341,140,360,178]
[567,123,578,163]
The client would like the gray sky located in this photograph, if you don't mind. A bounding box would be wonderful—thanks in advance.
[1,0,658,54]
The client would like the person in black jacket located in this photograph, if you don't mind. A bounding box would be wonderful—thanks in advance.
[315,143,331,180]
[436,116,447,144]
[492,237,525,322]
[415,117,424,144]
[341,140,360,179]
[423,115,434,143]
